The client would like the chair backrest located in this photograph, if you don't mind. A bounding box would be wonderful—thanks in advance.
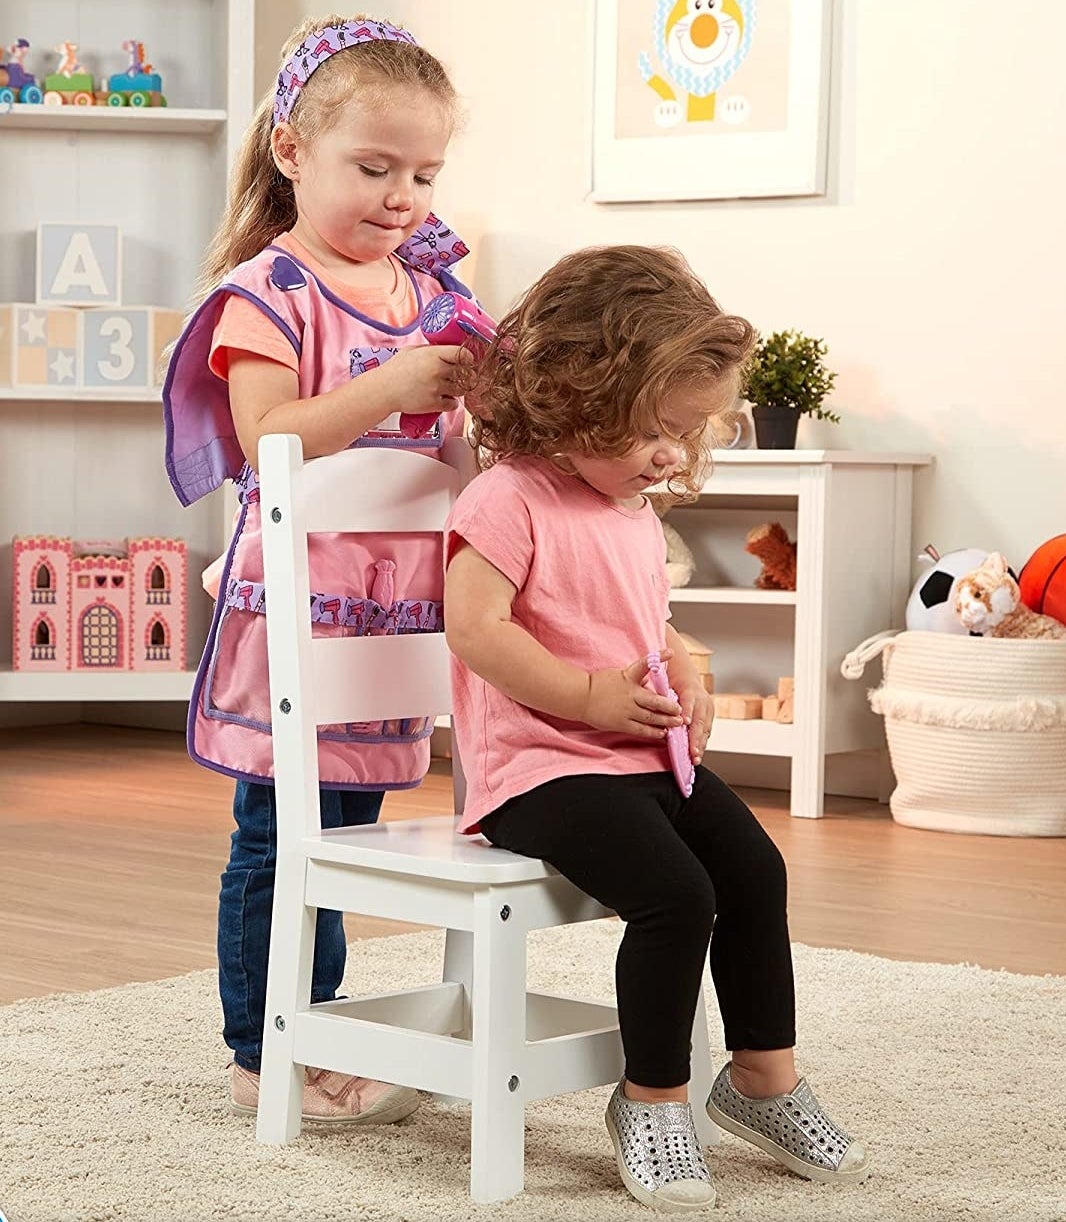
[259,434,467,839]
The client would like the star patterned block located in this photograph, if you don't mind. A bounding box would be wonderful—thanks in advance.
[11,305,82,388]
[0,305,12,387]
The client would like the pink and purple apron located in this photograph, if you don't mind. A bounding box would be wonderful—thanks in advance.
[163,231,469,789]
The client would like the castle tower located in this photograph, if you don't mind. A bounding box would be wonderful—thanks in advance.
[12,537,73,671]
[128,538,187,671]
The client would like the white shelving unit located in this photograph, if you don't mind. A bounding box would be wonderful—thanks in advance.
[671,449,930,817]
[0,0,255,719]
[0,664,195,703]
[1,103,228,134]
[0,387,161,403]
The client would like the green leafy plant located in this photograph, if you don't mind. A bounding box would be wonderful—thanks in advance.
[741,329,840,423]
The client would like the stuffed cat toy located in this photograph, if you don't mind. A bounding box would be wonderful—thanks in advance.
[647,493,696,587]
[954,552,1066,639]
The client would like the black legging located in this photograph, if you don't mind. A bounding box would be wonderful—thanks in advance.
[480,766,796,1088]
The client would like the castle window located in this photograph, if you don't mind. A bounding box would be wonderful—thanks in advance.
[111,575,125,588]
[147,562,171,606]
[145,617,171,662]
[77,575,90,589]
[31,616,56,662]
[31,561,57,605]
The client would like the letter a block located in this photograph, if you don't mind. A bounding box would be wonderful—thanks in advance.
[36,223,122,307]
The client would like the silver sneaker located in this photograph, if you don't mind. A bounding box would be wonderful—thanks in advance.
[605,1081,716,1213]
[706,1062,872,1184]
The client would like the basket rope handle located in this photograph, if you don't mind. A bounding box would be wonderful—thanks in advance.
[840,630,900,680]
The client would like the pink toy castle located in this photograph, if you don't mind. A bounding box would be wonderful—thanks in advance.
[12,536,187,672]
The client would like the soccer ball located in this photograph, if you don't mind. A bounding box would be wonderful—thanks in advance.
[905,547,990,634]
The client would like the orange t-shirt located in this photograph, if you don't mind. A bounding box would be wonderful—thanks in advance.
[208,233,417,379]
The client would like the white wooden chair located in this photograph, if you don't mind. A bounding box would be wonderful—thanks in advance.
[255,433,718,1203]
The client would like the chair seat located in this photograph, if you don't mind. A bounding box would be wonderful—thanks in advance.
[306,814,557,884]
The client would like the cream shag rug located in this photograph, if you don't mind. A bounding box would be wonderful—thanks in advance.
[2,923,1065,1222]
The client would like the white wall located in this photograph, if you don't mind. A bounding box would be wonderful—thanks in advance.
[259,0,1066,569]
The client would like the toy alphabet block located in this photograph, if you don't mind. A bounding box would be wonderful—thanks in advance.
[37,223,122,307]
[0,305,11,387]
[148,308,183,384]
[11,304,81,388]
[81,306,179,389]
[714,693,763,719]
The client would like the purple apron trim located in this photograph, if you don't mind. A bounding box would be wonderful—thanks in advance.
[187,499,249,765]
[264,246,425,336]
[223,577,443,634]
[185,755,426,794]
[201,697,434,744]
[163,289,247,508]
[225,283,303,355]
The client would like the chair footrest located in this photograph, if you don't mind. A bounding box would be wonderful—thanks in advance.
[291,986,623,1103]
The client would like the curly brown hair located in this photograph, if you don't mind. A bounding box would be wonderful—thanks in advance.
[468,245,755,498]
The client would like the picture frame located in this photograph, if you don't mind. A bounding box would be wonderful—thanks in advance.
[591,0,834,203]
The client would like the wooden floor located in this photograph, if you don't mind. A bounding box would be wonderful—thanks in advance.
[2,725,1064,1005]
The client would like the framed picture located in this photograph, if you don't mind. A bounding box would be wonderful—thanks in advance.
[591,0,834,202]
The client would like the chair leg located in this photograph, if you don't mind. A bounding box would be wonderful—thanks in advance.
[433,928,473,1108]
[443,928,473,1039]
[256,856,316,1144]
[689,978,719,1148]
[469,889,526,1203]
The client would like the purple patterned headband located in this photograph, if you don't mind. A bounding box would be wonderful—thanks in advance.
[272,18,469,280]
[273,18,417,127]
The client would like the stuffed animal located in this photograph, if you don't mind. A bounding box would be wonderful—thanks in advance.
[905,545,990,634]
[662,521,695,587]
[647,494,695,587]
[745,522,796,591]
[954,552,1066,639]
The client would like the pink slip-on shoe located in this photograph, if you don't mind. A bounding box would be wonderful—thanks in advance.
[230,1063,420,1126]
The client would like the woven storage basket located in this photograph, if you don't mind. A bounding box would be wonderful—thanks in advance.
[843,630,1066,836]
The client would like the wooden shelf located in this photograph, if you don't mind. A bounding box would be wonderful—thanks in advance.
[0,386,162,404]
[0,666,195,702]
[706,717,794,757]
[669,587,797,606]
[1,104,227,134]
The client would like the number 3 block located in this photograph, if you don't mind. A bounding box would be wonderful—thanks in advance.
[80,307,183,389]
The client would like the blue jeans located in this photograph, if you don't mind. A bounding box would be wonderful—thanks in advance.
[218,780,384,1071]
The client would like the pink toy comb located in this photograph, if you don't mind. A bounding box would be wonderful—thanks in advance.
[399,293,498,439]
[647,651,695,798]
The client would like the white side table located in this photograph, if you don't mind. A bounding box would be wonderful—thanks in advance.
[670,450,932,818]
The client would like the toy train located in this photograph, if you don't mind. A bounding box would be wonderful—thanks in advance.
[0,39,166,108]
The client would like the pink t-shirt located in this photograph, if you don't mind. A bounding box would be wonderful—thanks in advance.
[446,457,674,834]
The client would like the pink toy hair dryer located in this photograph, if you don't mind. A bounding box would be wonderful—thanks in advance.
[647,651,695,798]
[399,292,498,439]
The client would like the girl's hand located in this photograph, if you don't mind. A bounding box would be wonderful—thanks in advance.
[583,652,685,739]
[674,677,715,762]
[378,345,473,416]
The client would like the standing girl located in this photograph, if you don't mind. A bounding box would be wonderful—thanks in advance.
[445,246,871,1211]
[164,14,472,1124]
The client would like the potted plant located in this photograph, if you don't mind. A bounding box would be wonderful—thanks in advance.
[741,329,840,449]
